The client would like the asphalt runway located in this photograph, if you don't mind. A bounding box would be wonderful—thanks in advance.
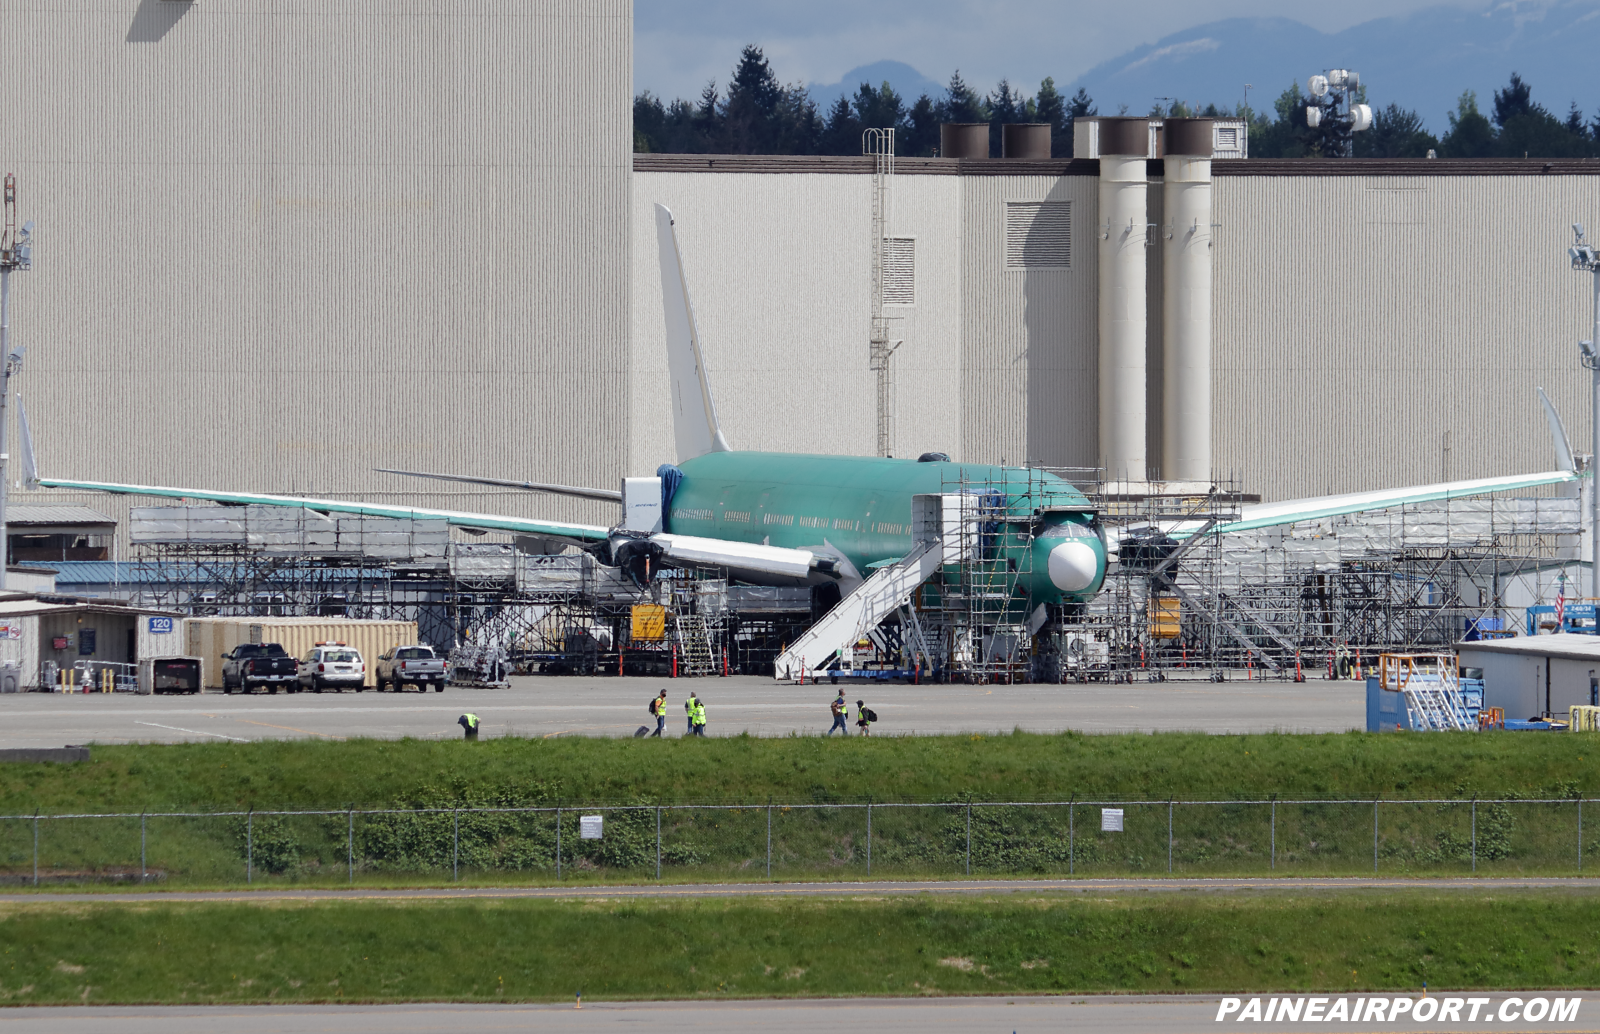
[5,876,1600,906]
[0,674,1363,747]
[0,996,1594,1034]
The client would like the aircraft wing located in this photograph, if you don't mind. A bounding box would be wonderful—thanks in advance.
[34,478,613,544]
[1167,469,1580,539]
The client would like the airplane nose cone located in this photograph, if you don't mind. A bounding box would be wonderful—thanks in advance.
[1047,540,1100,593]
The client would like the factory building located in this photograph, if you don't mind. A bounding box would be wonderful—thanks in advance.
[634,141,1600,502]
[0,1,633,536]
[0,3,1593,540]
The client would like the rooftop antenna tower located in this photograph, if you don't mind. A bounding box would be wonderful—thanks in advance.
[1304,70,1372,158]
[863,127,900,457]
[0,174,33,593]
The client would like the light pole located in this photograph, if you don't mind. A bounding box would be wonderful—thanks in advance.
[0,175,33,594]
[1572,223,1600,600]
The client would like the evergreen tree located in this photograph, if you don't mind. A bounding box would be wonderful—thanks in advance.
[721,45,784,154]
[902,94,941,156]
[1354,103,1438,158]
[1439,91,1494,157]
[1034,77,1067,156]
[854,81,905,130]
[1248,83,1312,158]
[819,95,861,156]
[988,79,1029,156]
[774,84,823,155]
[938,70,987,124]
[1492,73,1532,127]
[633,91,668,153]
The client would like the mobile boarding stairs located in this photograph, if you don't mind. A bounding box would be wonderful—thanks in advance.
[773,495,976,682]
[1377,653,1475,731]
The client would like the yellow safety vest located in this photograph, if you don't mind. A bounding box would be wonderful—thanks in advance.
[692,700,706,724]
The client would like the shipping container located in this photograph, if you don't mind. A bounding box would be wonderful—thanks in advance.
[185,617,417,689]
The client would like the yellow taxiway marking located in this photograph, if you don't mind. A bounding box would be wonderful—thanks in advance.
[232,719,347,740]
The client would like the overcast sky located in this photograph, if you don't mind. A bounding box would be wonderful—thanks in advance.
[635,0,1487,101]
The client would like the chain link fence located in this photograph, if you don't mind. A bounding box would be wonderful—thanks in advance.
[0,798,1592,887]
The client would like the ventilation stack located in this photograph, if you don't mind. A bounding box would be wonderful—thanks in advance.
[1096,117,1150,483]
[1160,119,1214,485]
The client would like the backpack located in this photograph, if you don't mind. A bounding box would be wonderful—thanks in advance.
[863,708,878,723]
[648,697,660,715]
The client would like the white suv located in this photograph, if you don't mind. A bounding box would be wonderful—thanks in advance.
[298,642,366,693]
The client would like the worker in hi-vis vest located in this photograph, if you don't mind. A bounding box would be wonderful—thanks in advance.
[684,691,698,735]
[691,696,707,737]
[650,688,668,737]
[458,713,480,740]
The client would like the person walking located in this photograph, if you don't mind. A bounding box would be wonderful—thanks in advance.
[457,713,480,740]
[827,692,849,735]
[691,695,707,737]
[855,699,876,737]
[684,691,698,735]
[649,689,668,737]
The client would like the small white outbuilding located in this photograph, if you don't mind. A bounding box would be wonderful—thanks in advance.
[1456,633,1600,720]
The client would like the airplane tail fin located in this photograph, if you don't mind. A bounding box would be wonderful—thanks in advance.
[655,203,731,463]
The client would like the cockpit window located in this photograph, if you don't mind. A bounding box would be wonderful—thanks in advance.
[1038,520,1094,540]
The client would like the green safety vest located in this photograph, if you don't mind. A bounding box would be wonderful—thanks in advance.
[692,701,706,724]
[463,713,479,729]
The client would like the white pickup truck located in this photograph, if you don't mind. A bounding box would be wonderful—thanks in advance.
[375,645,447,692]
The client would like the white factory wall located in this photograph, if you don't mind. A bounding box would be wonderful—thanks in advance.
[630,172,963,473]
[958,174,1098,469]
[1212,173,1600,502]
[0,1,631,532]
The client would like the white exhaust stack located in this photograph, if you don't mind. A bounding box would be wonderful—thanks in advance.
[1096,118,1150,483]
[1161,119,1214,484]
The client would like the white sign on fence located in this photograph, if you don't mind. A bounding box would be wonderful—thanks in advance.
[1101,808,1124,832]
[579,815,604,839]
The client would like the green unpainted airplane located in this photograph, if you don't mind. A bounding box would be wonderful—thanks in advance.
[36,205,1580,622]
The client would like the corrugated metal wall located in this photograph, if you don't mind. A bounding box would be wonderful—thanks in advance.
[0,1,631,534]
[630,172,963,471]
[1213,174,1600,501]
[959,174,1098,468]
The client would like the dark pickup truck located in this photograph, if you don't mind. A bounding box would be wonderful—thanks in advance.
[221,643,299,695]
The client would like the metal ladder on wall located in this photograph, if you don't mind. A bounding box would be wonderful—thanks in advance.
[674,613,716,676]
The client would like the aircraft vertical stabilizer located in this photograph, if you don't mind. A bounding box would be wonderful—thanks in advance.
[655,203,731,464]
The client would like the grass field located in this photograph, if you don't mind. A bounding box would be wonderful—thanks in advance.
[0,891,1596,1004]
[1,732,1594,888]
[1,730,1593,814]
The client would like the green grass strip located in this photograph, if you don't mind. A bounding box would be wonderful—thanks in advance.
[1,891,1598,1004]
[2,731,1594,814]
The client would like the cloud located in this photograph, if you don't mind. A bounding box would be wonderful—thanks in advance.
[1117,38,1222,75]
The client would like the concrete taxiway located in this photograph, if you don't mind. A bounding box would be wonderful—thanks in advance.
[3,876,1600,907]
[0,995,1592,1034]
[0,674,1362,748]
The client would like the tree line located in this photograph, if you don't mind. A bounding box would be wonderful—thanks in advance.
[636,46,1600,161]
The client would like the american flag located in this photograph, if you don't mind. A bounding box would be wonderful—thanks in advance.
[1556,579,1567,628]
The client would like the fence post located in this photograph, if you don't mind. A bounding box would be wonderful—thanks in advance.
[658,806,664,880]
[1372,798,1379,874]
[965,801,972,877]
[866,802,872,877]
[32,811,38,887]
[1579,798,1584,873]
[1167,799,1173,874]
[556,806,562,879]
[141,812,147,885]
[1471,797,1477,873]
[1068,797,1074,877]
[766,801,772,879]
[1270,797,1276,871]
[453,808,460,882]
[247,809,254,884]
[347,809,354,884]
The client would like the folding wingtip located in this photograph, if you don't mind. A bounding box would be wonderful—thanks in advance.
[1537,386,1578,473]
